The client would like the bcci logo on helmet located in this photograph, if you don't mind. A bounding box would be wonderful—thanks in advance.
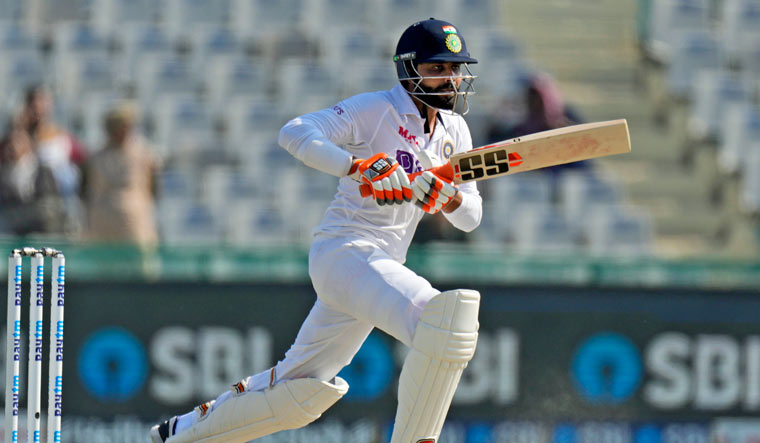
[445,34,462,53]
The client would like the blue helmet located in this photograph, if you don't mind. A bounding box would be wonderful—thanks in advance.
[394,18,477,115]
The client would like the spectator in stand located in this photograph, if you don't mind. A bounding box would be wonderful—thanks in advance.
[0,124,68,236]
[16,84,88,233]
[487,71,584,141]
[485,71,592,194]
[82,102,161,249]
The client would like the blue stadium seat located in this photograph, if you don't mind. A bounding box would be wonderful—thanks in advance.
[223,99,285,148]
[344,60,398,96]
[721,0,760,62]
[91,0,162,30]
[56,54,118,107]
[512,205,577,255]
[301,0,372,35]
[189,26,242,69]
[665,30,721,100]
[134,57,199,108]
[648,0,710,62]
[164,0,231,40]
[585,206,654,257]
[158,201,222,246]
[152,96,216,159]
[230,0,302,37]
[739,140,760,213]
[719,104,760,175]
[0,52,46,106]
[0,22,39,53]
[225,199,291,246]
[688,69,753,142]
[558,172,625,237]
[114,24,174,84]
[275,61,339,114]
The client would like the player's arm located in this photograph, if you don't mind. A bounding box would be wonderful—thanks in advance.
[278,105,357,177]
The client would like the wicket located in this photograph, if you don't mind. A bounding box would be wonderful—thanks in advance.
[4,248,65,443]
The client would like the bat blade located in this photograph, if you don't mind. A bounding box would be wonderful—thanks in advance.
[357,119,630,196]
[450,119,631,184]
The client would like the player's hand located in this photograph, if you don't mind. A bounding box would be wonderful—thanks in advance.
[348,153,413,205]
[411,170,459,214]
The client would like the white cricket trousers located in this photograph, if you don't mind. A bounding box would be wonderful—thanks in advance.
[247,235,440,390]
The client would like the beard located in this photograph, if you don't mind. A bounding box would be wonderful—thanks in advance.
[415,82,457,110]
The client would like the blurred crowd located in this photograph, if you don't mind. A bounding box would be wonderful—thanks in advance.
[0,85,161,249]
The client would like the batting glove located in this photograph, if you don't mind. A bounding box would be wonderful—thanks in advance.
[348,153,413,205]
[411,170,459,214]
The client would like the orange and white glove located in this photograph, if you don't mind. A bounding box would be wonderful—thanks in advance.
[411,170,459,214]
[348,153,413,205]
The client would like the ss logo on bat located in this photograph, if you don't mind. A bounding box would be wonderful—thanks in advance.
[458,150,511,181]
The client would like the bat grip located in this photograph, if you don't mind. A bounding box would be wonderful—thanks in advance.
[358,163,454,197]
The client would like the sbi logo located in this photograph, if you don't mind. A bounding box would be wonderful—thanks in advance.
[78,327,148,402]
[571,332,642,404]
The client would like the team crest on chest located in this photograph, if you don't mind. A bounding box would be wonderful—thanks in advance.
[441,140,455,159]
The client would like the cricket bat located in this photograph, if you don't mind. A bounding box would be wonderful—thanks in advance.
[359,119,631,196]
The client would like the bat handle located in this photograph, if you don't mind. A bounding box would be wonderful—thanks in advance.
[358,163,454,198]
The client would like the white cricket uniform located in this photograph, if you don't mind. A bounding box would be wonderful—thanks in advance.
[248,83,482,391]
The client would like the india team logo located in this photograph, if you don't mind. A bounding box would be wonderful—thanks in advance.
[445,34,462,53]
[442,141,455,159]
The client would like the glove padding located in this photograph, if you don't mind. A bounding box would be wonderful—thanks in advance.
[348,153,413,205]
[411,170,458,214]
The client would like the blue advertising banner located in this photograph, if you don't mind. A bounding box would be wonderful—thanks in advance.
[2,281,760,442]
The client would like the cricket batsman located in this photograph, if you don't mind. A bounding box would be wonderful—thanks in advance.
[151,18,482,443]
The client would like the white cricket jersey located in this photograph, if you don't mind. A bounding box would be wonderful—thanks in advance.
[279,83,481,262]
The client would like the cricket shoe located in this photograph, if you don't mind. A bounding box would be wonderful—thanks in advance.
[150,416,177,443]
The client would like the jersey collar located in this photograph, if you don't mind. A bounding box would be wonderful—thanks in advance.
[391,83,422,116]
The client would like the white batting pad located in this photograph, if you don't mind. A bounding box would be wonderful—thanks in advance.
[167,376,348,443]
[390,289,480,443]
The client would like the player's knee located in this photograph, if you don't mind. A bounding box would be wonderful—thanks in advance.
[267,376,349,430]
[412,289,480,362]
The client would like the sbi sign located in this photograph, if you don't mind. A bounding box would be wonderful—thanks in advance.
[572,331,760,411]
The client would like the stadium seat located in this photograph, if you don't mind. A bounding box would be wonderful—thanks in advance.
[151,96,216,160]
[188,26,242,74]
[665,30,721,100]
[0,51,46,109]
[0,22,39,53]
[444,0,500,30]
[90,0,162,30]
[0,0,25,22]
[224,199,291,246]
[52,22,111,62]
[320,28,384,72]
[344,60,399,97]
[688,69,753,142]
[158,200,222,246]
[159,168,196,203]
[512,205,577,255]
[201,57,270,112]
[56,54,118,108]
[739,141,760,214]
[222,99,285,150]
[721,0,760,63]
[301,0,372,35]
[114,24,174,84]
[585,206,654,257]
[230,0,302,37]
[134,56,199,108]
[198,165,257,214]
[164,0,231,40]
[647,0,710,62]
[275,60,339,114]
[719,104,760,175]
[558,172,624,238]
